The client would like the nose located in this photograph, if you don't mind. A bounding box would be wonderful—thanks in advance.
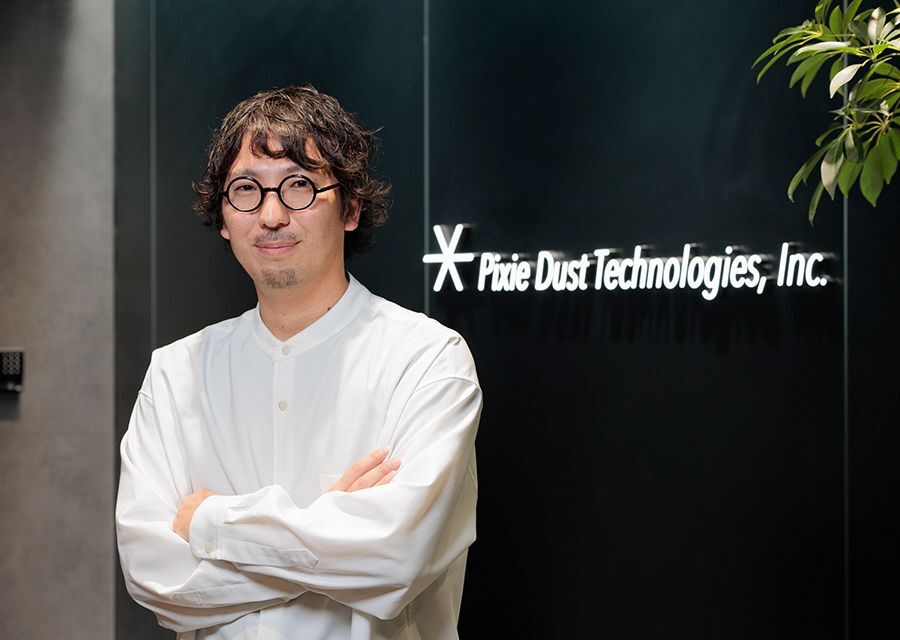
[257,190,291,229]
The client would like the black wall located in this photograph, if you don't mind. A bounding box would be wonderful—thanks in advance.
[116,1,899,638]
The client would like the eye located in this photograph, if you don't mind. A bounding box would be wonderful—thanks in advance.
[287,177,311,189]
[229,180,259,193]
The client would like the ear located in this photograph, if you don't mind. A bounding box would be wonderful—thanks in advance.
[219,223,231,241]
[343,198,361,232]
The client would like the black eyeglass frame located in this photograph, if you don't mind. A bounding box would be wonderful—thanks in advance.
[222,173,341,212]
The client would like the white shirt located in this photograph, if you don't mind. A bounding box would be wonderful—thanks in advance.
[115,275,481,640]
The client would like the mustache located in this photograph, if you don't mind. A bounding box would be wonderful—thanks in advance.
[254,231,298,245]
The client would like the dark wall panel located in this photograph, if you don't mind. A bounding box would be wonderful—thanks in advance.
[847,184,900,637]
[429,2,844,638]
[115,1,900,638]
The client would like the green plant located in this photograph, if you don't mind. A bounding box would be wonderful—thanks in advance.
[754,0,900,221]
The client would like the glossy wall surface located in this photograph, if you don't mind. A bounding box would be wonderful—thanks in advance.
[116,1,899,638]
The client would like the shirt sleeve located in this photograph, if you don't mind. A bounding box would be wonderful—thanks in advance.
[116,388,308,633]
[188,341,482,621]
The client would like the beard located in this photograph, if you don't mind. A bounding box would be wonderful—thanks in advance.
[253,230,302,289]
[260,267,299,289]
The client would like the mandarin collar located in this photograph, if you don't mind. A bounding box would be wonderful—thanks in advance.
[251,274,369,359]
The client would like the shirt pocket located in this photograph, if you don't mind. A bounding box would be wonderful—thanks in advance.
[319,473,342,493]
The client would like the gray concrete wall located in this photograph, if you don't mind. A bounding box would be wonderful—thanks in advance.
[0,1,114,638]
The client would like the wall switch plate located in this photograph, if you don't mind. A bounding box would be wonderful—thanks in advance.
[1,349,24,393]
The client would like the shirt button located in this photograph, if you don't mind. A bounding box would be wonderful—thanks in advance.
[281,345,291,356]
[204,542,213,554]
[278,400,288,411]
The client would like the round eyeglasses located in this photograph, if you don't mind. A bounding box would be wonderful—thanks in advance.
[222,174,340,212]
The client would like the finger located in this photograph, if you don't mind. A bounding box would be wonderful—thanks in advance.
[374,470,397,487]
[331,447,390,492]
[348,459,400,492]
[348,458,401,492]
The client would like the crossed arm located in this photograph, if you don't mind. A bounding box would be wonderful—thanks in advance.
[171,448,401,541]
[116,373,480,633]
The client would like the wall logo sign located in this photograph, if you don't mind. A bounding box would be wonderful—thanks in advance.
[422,224,832,301]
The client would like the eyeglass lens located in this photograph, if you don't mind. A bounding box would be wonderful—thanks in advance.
[227,175,317,212]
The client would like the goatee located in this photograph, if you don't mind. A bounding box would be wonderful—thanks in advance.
[261,268,298,289]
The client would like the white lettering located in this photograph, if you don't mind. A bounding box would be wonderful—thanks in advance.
[806,253,826,287]
[662,257,680,289]
[679,244,691,288]
[646,257,665,289]
[730,255,747,288]
[477,253,494,291]
[746,255,766,294]
[630,246,647,289]
[593,249,611,289]
[428,227,828,300]
[535,251,554,291]
[786,253,805,287]
[777,242,789,287]
[701,256,723,301]
[620,258,634,290]
[604,258,621,291]
[577,254,590,291]
[721,246,733,289]
[686,256,705,289]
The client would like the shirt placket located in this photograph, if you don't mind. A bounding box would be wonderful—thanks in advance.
[272,343,295,484]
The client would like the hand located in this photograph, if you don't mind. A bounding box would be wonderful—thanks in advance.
[328,447,401,492]
[173,487,217,541]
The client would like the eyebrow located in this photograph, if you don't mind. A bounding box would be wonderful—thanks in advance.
[227,164,305,181]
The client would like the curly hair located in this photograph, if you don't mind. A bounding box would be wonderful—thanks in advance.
[192,85,391,261]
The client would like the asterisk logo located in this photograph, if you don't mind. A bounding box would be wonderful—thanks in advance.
[422,224,475,292]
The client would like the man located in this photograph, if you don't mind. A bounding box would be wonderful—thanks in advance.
[116,85,481,640]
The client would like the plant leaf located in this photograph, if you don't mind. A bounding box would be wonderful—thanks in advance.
[860,141,885,205]
[869,8,886,43]
[756,40,812,82]
[844,130,862,163]
[855,77,895,100]
[788,146,830,201]
[872,61,900,79]
[829,6,843,34]
[877,134,897,183]
[795,41,852,55]
[844,0,864,31]
[773,23,811,43]
[828,56,845,83]
[830,62,865,97]
[753,37,798,69]
[850,19,870,43]
[791,53,830,88]
[890,127,900,158]
[838,159,863,196]
[816,123,844,146]
[800,53,836,96]
[821,141,844,198]
[809,180,826,224]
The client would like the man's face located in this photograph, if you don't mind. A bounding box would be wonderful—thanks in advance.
[220,132,360,291]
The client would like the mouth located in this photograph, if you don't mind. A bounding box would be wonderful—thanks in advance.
[255,241,300,256]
